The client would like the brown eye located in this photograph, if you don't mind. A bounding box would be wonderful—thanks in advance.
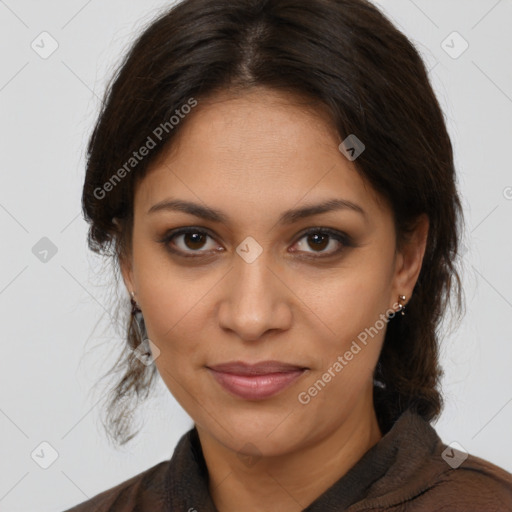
[306,233,330,251]
[183,232,208,250]
[160,228,220,256]
[292,228,351,257]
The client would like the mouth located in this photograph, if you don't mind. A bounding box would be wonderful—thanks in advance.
[206,360,308,401]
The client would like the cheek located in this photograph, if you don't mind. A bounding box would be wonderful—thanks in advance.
[137,278,208,359]
[137,274,210,403]
[292,257,394,386]
[296,276,390,411]
[297,262,392,338]
[130,243,209,358]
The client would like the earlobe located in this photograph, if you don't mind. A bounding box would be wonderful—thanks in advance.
[119,254,135,297]
[391,214,429,304]
[113,218,136,296]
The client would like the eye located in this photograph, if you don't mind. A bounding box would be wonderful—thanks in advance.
[291,228,350,257]
[160,228,221,257]
[159,226,352,259]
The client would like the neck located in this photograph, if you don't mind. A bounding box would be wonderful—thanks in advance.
[196,398,382,512]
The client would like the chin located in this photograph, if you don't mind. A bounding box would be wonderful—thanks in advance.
[201,405,311,456]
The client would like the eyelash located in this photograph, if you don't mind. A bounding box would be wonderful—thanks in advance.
[157,227,354,260]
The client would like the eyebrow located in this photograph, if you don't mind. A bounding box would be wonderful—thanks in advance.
[147,198,367,224]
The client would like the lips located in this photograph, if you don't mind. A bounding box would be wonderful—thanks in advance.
[206,360,308,400]
[208,360,307,375]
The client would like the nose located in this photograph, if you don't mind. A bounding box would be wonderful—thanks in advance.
[218,252,293,342]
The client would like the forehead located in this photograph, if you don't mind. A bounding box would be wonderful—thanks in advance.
[135,88,387,221]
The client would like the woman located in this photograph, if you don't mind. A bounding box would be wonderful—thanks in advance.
[64,0,512,510]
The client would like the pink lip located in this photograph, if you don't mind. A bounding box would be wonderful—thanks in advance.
[207,360,307,401]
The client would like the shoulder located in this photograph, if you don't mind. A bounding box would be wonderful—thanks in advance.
[420,450,512,511]
[388,444,512,511]
[61,459,170,512]
[355,411,512,511]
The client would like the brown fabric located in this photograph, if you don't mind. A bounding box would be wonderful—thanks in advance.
[62,409,512,511]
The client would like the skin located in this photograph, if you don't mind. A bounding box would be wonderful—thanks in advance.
[120,87,429,512]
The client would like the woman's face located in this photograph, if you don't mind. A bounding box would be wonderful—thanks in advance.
[121,87,427,457]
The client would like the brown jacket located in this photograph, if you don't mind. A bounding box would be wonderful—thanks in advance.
[62,409,512,511]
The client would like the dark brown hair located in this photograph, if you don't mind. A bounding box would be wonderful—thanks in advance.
[82,0,464,446]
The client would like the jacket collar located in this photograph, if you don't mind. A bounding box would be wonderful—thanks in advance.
[164,409,443,511]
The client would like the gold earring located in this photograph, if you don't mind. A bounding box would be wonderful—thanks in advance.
[397,294,407,316]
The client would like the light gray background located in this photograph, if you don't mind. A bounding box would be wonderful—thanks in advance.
[1,1,511,511]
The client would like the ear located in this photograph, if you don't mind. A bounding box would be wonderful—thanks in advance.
[119,251,135,297]
[113,217,136,296]
[390,214,429,308]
